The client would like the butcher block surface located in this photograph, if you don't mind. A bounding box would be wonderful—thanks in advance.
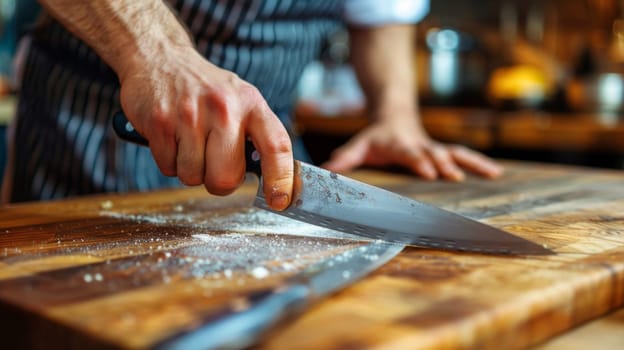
[1,161,624,349]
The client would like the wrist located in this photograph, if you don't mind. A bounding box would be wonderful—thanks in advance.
[367,95,420,123]
[115,38,195,83]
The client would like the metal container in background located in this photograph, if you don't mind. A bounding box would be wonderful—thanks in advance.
[566,73,624,123]
[421,27,489,105]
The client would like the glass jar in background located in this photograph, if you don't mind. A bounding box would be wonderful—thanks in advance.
[296,29,365,117]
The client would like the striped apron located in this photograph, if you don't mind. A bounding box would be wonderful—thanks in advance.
[7,0,342,202]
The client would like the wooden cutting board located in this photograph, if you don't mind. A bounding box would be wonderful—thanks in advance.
[1,161,624,349]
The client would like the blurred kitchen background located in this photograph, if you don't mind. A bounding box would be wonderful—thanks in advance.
[2,0,624,182]
[296,0,624,171]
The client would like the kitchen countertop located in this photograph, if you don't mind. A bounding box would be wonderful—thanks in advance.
[1,161,624,349]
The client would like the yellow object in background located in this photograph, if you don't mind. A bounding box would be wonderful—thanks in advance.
[487,64,553,106]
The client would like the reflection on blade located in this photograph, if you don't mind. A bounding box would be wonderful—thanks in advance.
[156,242,404,350]
[255,161,552,255]
[292,241,405,296]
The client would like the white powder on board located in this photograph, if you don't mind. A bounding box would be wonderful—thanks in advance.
[249,266,270,279]
[94,204,368,286]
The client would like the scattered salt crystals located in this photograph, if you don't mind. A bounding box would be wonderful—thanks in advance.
[94,273,104,282]
[100,200,113,210]
[250,266,270,279]
[102,207,364,241]
[342,270,351,279]
[101,212,177,224]
[95,207,370,289]
[83,274,93,283]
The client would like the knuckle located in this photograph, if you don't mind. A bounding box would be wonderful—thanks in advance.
[206,90,234,126]
[147,107,176,140]
[178,172,203,187]
[265,134,292,155]
[204,174,241,196]
[225,71,241,85]
[149,106,169,128]
[404,147,424,159]
[436,147,452,159]
[240,83,262,102]
[450,144,468,153]
[240,84,269,113]
[177,98,199,127]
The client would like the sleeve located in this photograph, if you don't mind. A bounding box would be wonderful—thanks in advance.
[342,0,430,27]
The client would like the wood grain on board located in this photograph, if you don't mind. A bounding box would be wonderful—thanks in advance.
[1,161,624,349]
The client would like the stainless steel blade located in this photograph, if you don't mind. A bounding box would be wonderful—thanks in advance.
[156,242,404,350]
[289,241,405,296]
[255,161,552,255]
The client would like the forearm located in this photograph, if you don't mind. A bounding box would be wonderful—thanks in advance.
[348,24,418,121]
[40,1,295,209]
[38,0,193,80]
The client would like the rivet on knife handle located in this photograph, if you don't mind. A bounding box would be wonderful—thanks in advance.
[112,111,149,146]
[112,111,262,177]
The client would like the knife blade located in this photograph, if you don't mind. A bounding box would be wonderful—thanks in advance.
[112,112,552,255]
[154,241,405,350]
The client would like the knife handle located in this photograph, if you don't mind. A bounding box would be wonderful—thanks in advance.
[155,285,310,350]
[112,111,262,177]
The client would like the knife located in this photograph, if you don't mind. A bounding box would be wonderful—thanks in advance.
[154,241,405,350]
[112,112,552,255]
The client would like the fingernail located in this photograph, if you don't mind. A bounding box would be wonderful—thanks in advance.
[270,192,290,211]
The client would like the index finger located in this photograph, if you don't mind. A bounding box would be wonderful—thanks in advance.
[450,145,503,178]
[246,107,294,211]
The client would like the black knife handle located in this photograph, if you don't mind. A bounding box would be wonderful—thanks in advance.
[112,111,262,177]
[112,111,148,146]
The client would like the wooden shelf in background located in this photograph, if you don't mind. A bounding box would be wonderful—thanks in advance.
[295,104,624,153]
